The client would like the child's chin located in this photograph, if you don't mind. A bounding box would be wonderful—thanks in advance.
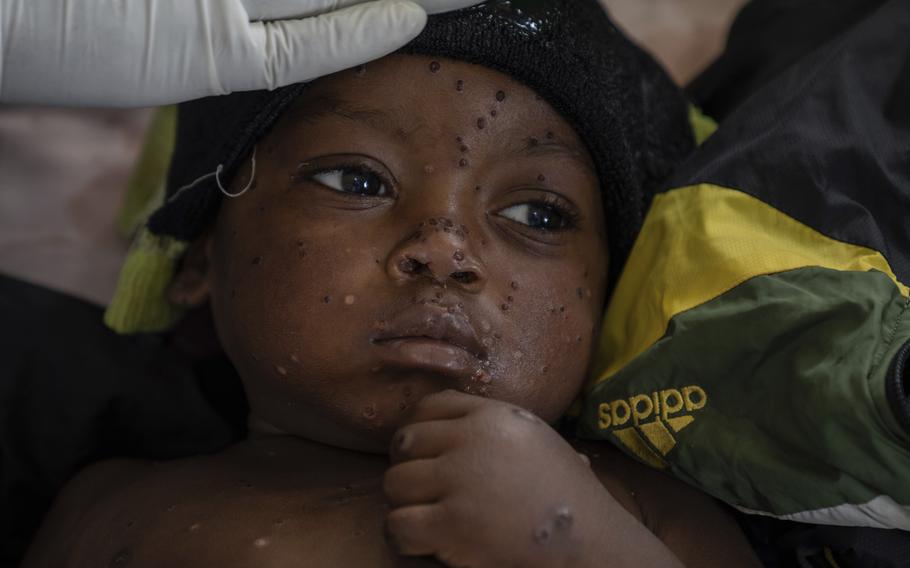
[248,408,399,454]
[303,414,405,455]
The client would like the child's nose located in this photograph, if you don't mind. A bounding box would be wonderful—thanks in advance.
[386,220,486,292]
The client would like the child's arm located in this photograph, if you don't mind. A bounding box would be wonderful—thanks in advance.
[384,390,760,568]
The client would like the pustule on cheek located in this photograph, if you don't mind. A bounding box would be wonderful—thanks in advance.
[462,357,495,397]
[360,403,379,423]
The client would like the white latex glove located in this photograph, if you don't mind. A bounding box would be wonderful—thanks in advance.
[0,0,482,107]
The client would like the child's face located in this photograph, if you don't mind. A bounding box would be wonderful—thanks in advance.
[184,55,608,452]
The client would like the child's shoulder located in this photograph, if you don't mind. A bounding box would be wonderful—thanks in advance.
[21,457,158,566]
[576,441,762,568]
[23,437,432,568]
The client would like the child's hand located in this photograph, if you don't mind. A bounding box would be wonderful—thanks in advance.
[383,390,672,568]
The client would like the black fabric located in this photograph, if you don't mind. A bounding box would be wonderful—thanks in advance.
[735,514,798,568]
[665,0,910,283]
[0,275,242,567]
[687,0,889,121]
[149,0,694,286]
[887,337,910,438]
[782,524,910,568]
[737,513,910,568]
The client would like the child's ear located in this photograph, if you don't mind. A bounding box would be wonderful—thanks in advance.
[167,233,213,308]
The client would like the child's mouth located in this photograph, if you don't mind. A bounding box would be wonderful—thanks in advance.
[370,305,488,380]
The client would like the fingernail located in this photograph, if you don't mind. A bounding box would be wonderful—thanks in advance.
[395,431,412,452]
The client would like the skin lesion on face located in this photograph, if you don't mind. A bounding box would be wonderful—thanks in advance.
[170,54,610,453]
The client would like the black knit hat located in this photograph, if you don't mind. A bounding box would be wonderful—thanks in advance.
[149,0,694,282]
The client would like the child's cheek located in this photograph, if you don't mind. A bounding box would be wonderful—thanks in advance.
[208,208,408,446]
[487,271,601,422]
[210,201,379,381]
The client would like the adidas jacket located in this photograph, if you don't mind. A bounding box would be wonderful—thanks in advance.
[579,0,910,531]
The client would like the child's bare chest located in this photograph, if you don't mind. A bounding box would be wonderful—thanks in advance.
[65,438,440,568]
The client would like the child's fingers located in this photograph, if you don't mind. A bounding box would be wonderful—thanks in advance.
[389,419,461,463]
[386,503,445,556]
[404,389,486,424]
[383,458,445,506]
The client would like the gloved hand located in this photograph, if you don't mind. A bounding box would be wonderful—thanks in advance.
[0,0,482,108]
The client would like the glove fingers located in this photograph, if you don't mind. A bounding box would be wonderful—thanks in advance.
[242,0,376,21]
[409,0,484,15]
[256,0,427,89]
[242,0,484,21]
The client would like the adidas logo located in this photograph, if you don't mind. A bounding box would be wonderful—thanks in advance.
[597,386,707,468]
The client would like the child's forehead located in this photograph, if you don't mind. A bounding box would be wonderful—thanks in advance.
[279,54,593,168]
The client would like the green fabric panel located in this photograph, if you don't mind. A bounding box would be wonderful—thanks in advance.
[579,267,910,517]
[117,106,177,237]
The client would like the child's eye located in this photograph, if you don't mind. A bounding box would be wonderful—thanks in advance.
[498,202,574,231]
[311,167,390,197]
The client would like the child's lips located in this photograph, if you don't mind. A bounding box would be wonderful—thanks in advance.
[372,337,483,380]
[370,305,487,378]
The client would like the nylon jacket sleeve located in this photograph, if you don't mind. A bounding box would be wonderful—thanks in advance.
[579,0,910,531]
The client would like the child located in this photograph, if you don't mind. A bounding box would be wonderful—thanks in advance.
[23,1,760,566]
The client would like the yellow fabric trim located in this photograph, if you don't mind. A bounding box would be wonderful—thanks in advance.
[117,106,177,237]
[104,228,188,333]
[688,105,718,146]
[639,420,677,455]
[612,427,668,469]
[823,547,843,568]
[589,183,909,390]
